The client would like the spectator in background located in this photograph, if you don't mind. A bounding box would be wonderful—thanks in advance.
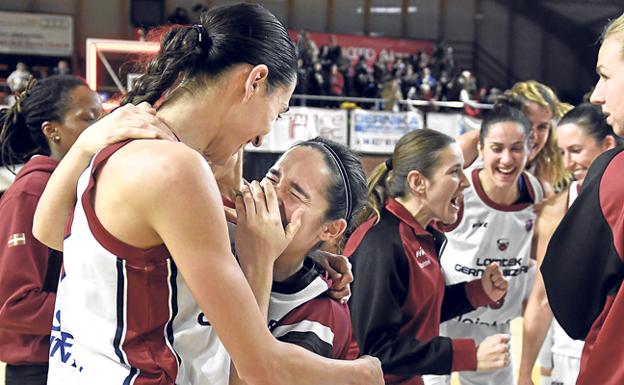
[52,60,71,76]
[7,63,31,95]
[294,59,310,106]
[381,77,403,112]
[329,64,345,100]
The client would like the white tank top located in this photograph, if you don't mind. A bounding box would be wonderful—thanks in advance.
[440,167,543,325]
[47,143,230,385]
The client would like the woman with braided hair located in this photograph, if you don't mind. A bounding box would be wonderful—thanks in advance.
[0,75,173,385]
[31,3,382,385]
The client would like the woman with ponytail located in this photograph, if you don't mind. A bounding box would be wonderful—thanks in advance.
[0,75,172,385]
[31,3,382,385]
[344,128,510,385]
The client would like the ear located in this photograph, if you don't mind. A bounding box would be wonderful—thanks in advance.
[406,169,427,195]
[602,135,617,151]
[318,218,347,242]
[243,64,269,103]
[41,121,59,143]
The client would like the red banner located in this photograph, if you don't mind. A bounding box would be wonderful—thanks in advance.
[289,30,434,66]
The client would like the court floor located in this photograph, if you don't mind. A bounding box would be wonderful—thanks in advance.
[0,318,540,384]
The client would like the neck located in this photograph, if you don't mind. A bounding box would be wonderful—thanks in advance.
[273,252,306,282]
[478,169,520,206]
[156,90,227,160]
[395,196,431,228]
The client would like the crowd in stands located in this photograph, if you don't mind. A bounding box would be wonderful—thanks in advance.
[293,30,500,110]
[1,60,71,106]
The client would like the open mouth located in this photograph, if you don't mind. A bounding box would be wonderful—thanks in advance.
[450,194,461,210]
[496,167,516,176]
[572,169,586,180]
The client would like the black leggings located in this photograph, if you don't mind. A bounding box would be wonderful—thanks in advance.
[5,364,48,385]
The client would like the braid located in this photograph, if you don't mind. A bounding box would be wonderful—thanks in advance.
[122,25,209,106]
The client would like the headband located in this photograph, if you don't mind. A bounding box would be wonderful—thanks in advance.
[315,142,352,221]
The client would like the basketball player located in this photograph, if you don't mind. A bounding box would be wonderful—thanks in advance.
[426,105,543,385]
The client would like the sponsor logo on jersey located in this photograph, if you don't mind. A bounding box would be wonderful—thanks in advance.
[472,221,488,229]
[526,219,534,232]
[50,310,83,372]
[496,238,509,251]
[415,247,431,268]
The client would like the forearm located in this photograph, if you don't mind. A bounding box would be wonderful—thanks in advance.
[518,279,553,376]
[240,262,273,321]
[0,290,56,334]
[457,129,479,168]
[33,146,93,250]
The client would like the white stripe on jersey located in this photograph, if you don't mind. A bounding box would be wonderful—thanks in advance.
[272,320,335,346]
[269,276,329,322]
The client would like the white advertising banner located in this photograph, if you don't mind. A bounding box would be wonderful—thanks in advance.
[427,112,482,137]
[0,11,73,56]
[350,109,424,154]
[246,107,348,153]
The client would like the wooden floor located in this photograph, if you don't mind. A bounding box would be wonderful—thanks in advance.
[0,318,539,384]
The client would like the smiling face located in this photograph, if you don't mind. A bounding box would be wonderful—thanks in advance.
[523,101,553,162]
[556,123,612,184]
[264,146,345,257]
[213,80,295,165]
[419,143,469,225]
[591,37,624,136]
[479,121,529,190]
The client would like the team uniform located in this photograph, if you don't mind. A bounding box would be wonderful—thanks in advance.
[268,258,352,359]
[47,142,230,385]
[542,147,624,385]
[0,156,63,385]
[426,167,543,385]
[344,197,495,385]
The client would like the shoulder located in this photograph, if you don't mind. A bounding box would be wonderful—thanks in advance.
[278,295,352,358]
[103,140,217,198]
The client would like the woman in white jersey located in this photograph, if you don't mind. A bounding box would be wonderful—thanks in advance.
[31,3,382,385]
[517,103,622,385]
[424,105,543,385]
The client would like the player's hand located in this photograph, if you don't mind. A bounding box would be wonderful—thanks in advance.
[477,334,511,371]
[235,179,304,268]
[309,250,353,303]
[73,102,175,155]
[482,262,509,302]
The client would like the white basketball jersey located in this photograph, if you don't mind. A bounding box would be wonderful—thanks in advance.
[551,181,584,358]
[47,144,230,385]
[440,167,543,325]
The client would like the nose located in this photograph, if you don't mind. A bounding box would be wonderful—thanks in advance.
[459,170,470,190]
[590,80,605,105]
[500,149,513,165]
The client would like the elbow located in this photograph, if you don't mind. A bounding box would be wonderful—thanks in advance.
[236,344,293,385]
[31,219,61,251]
